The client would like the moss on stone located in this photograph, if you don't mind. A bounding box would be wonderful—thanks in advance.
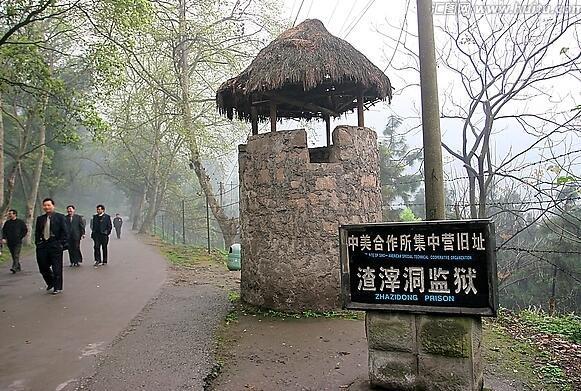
[420,317,473,358]
[367,313,414,352]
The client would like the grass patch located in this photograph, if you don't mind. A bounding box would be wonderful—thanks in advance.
[483,321,567,391]
[0,252,8,265]
[232,302,364,321]
[517,308,581,344]
[484,311,575,391]
[159,243,227,267]
[227,291,240,303]
[535,363,571,390]
[224,310,238,325]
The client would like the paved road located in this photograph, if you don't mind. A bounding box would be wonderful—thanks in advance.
[76,284,231,391]
[0,231,167,391]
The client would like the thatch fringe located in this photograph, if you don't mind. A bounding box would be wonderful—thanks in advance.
[216,19,392,122]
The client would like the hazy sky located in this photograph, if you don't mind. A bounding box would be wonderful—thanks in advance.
[223,1,580,185]
[277,1,580,172]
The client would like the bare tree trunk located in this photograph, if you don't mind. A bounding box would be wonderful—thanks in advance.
[178,0,238,249]
[24,97,48,245]
[138,143,160,234]
[0,90,4,227]
[130,190,146,231]
[1,103,34,219]
[468,174,478,218]
[0,163,19,217]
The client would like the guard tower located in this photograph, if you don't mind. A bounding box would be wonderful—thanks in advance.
[216,19,392,311]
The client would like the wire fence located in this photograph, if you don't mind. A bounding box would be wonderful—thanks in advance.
[150,182,240,251]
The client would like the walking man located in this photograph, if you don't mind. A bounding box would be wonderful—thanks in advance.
[66,205,85,267]
[91,204,112,266]
[2,209,28,273]
[35,198,68,294]
[113,214,123,239]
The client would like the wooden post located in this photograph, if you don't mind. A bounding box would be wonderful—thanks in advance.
[357,92,364,127]
[324,114,331,146]
[181,199,185,244]
[251,106,258,135]
[269,102,277,132]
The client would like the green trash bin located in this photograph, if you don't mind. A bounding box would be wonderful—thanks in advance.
[227,243,241,271]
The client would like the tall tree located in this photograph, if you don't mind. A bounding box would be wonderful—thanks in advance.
[93,0,281,246]
[378,115,422,220]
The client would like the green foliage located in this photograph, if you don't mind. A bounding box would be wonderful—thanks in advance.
[399,207,420,222]
[160,243,226,267]
[498,203,580,313]
[89,43,127,92]
[224,310,238,325]
[483,321,569,391]
[0,251,8,265]
[556,175,576,185]
[535,363,571,390]
[101,0,153,31]
[518,309,581,344]
[227,291,240,303]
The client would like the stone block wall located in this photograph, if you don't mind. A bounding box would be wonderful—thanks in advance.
[238,126,382,311]
[367,312,484,391]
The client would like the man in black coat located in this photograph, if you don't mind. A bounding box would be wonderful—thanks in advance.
[2,209,28,273]
[35,198,69,294]
[65,205,85,267]
[113,213,123,239]
[90,204,112,266]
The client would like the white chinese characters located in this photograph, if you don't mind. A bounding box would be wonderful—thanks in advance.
[348,231,485,252]
[356,266,478,295]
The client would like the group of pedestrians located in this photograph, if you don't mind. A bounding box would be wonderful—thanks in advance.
[1,198,124,295]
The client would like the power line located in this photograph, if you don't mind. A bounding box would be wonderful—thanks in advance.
[343,0,376,39]
[337,1,358,36]
[326,1,340,25]
[383,0,411,73]
[291,0,306,27]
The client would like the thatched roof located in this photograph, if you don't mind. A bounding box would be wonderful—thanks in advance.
[216,19,392,122]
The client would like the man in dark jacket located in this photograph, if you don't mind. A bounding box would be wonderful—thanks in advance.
[65,205,85,267]
[90,204,112,266]
[35,198,69,294]
[113,214,123,239]
[2,209,28,273]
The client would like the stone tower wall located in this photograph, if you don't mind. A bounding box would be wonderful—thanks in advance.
[238,126,382,311]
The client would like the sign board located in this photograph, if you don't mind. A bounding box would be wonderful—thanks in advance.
[339,220,498,316]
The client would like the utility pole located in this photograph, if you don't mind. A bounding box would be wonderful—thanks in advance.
[417,0,446,220]
[206,195,211,254]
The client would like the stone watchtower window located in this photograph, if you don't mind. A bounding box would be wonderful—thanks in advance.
[308,146,335,163]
